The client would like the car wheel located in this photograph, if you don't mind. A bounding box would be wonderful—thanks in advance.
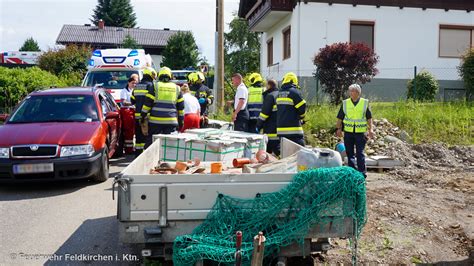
[93,147,109,182]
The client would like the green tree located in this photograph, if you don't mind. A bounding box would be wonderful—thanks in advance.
[162,31,199,69]
[459,48,474,101]
[224,16,260,76]
[90,0,137,28]
[122,34,141,49]
[37,45,91,84]
[19,37,41,51]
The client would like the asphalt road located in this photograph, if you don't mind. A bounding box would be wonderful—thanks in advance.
[0,155,140,266]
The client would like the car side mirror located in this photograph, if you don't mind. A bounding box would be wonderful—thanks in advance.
[105,111,119,119]
[0,114,8,122]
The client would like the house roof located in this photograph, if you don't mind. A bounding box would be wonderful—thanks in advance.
[56,24,181,48]
[238,0,473,18]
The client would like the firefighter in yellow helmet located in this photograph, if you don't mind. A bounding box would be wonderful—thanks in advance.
[131,67,156,156]
[276,72,306,147]
[189,71,213,127]
[246,72,264,133]
[141,66,184,148]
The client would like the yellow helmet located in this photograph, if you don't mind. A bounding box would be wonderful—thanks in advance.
[158,67,172,79]
[196,72,205,83]
[187,72,197,83]
[248,72,263,85]
[282,72,298,86]
[143,67,157,79]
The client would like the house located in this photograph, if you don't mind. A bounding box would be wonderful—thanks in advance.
[239,0,474,101]
[56,20,181,67]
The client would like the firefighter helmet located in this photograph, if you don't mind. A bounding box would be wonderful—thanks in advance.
[282,72,298,86]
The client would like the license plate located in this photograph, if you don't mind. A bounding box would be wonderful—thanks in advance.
[13,163,54,174]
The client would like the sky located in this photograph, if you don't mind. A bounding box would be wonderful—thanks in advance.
[0,0,240,63]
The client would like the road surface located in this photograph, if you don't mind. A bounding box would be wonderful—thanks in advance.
[0,155,140,266]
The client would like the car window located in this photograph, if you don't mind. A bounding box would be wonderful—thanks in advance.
[8,95,99,123]
[103,91,118,111]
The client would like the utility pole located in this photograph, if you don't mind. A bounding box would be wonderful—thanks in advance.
[216,0,224,110]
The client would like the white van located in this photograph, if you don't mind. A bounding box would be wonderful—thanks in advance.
[82,49,154,102]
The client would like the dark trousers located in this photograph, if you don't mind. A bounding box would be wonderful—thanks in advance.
[282,135,305,147]
[247,119,258,134]
[234,109,249,132]
[144,124,177,149]
[134,120,146,157]
[267,139,281,157]
[344,132,367,177]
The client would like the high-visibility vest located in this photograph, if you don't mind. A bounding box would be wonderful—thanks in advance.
[247,86,263,119]
[148,82,182,125]
[343,98,368,133]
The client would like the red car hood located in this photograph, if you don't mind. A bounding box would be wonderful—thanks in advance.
[0,122,101,147]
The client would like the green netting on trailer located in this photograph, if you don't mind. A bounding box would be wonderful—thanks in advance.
[173,166,367,265]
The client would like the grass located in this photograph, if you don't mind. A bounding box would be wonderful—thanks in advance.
[304,101,473,146]
[209,101,473,146]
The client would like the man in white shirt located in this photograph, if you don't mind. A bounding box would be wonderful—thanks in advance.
[231,73,249,132]
[180,84,201,132]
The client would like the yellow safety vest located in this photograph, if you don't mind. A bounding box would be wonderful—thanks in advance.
[248,86,263,105]
[343,98,368,133]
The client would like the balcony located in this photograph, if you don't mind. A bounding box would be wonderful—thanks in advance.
[246,0,294,32]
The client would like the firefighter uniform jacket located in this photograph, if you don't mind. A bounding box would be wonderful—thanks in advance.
[276,83,306,137]
[256,87,278,141]
[131,76,154,120]
[247,82,264,120]
[141,81,184,127]
[191,83,213,116]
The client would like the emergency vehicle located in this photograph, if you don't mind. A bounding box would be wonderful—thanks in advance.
[82,49,154,102]
[82,49,154,155]
[0,51,43,65]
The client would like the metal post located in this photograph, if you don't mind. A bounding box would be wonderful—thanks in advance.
[251,232,266,266]
[235,231,243,266]
[413,66,417,99]
[315,68,320,106]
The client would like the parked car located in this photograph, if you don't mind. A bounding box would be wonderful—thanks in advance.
[171,70,193,87]
[0,87,122,183]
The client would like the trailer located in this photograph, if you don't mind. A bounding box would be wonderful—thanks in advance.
[114,138,363,265]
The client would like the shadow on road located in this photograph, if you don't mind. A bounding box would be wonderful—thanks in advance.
[45,216,140,266]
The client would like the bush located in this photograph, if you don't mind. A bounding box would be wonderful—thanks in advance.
[38,45,91,79]
[459,48,474,101]
[407,71,439,101]
[0,67,70,109]
[313,42,379,105]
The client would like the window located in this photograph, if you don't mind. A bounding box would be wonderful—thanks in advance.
[350,21,374,50]
[283,26,291,60]
[267,38,273,66]
[439,25,473,58]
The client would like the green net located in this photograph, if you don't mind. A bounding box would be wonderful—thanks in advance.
[173,166,367,265]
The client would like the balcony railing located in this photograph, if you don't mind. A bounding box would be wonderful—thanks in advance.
[247,0,294,30]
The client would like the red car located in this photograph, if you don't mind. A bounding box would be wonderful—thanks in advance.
[0,87,122,182]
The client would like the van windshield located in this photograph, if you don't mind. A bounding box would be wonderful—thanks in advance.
[8,95,99,124]
[83,70,139,89]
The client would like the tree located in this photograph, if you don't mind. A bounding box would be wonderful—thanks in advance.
[224,16,260,76]
[37,45,91,82]
[19,37,41,52]
[162,31,199,69]
[122,34,141,49]
[407,71,439,101]
[90,0,137,28]
[459,48,474,101]
[313,42,379,105]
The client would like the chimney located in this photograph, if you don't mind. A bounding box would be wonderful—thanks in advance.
[98,19,105,30]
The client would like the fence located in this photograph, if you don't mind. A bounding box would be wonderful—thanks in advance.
[261,66,468,103]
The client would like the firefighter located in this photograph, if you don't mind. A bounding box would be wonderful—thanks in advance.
[141,67,184,149]
[247,72,264,133]
[131,67,156,156]
[256,79,280,156]
[190,71,213,127]
[276,72,306,147]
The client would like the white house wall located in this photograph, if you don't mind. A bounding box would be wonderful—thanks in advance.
[260,2,473,81]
